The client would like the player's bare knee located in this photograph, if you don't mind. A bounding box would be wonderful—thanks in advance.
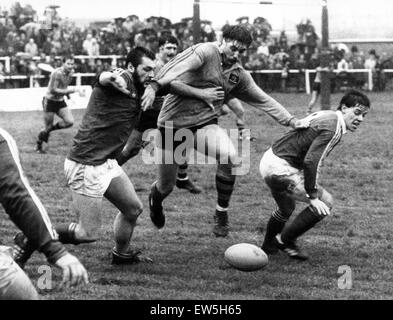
[122,204,143,223]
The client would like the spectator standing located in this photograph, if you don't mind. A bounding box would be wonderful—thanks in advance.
[24,38,38,57]
[82,33,94,55]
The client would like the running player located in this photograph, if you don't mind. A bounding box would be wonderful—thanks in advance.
[141,25,310,237]
[260,90,370,260]
[36,56,80,153]
[0,127,88,299]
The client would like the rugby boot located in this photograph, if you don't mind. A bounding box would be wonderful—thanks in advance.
[13,232,36,269]
[56,223,97,245]
[176,178,202,194]
[111,248,153,265]
[276,235,308,261]
[149,183,165,229]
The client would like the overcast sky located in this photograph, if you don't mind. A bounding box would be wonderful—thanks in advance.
[1,0,392,38]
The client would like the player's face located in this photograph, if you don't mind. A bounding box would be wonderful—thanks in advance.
[136,56,156,87]
[161,43,178,63]
[342,104,369,132]
[221,39,247,65]
[63,59,75,73]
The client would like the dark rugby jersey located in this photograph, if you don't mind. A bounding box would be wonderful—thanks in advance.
[156,42,294,129]
[272,110,347,198]
[68,70,140,165]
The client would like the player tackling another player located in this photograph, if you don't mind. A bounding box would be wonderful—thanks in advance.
[141,24,311,237]
[260,89,370,260]
[116,35,202,194]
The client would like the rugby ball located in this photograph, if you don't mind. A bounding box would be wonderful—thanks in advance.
[224,243,268,271]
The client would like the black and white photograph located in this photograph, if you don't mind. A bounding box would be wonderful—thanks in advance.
[0,0,391,307]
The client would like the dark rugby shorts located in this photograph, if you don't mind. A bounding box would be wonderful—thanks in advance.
[158,118,218,151]
[136,109,160,132]
[42,97,67,113]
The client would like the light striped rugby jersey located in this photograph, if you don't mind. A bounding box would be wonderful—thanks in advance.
[271,110,347,198]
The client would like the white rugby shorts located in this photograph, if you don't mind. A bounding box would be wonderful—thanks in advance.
[259,148,309,202]
[64,158,123,198]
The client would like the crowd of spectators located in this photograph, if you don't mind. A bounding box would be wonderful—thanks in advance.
[0,3,390,91]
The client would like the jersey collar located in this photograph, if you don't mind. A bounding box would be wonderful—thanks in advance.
[336,110,347,135]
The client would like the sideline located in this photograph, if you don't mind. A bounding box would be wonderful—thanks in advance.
[0,86,92,112]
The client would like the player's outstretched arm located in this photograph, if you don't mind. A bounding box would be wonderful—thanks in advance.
[233,72,309,129]
[99,70,130,95]
[226,98,245,121]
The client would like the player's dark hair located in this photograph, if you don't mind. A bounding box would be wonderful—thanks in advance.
[126,46,155,68]
[337,89,371,110]
[222,25,253,47]
[158,35,179,48]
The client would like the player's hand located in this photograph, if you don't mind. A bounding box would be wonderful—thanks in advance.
[53,253,89,288]
[309,198,330,216]
[290,117,311,130]
[141,84,157,111]
[201,87,225,110]
[109,70,131,96]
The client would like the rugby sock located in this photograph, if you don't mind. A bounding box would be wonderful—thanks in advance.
[263,208,288,241]
[280,206,324,244]
[177,163,189,181]
[151,182,169,204]
[216,171,236,209]
[56,223,96,245]
[236,120,246,132]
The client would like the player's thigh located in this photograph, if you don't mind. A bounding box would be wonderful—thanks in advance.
[71,191,103,233]
[195,124,237,163]
[57,107,74,124]
[104,171,143,216]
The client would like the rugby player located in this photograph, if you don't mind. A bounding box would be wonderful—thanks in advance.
[260,89,370,260]
[141,25,311,237]
[15,46,225,266]
[0,128,88,299]
[116,35,202,194]
[36,56,81,153]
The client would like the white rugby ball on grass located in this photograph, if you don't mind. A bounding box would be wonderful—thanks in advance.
[224,243,268,271]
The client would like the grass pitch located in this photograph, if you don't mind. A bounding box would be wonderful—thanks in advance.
[0,91,392,300]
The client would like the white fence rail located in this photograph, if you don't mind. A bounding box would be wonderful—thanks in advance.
[1,68,391,94]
